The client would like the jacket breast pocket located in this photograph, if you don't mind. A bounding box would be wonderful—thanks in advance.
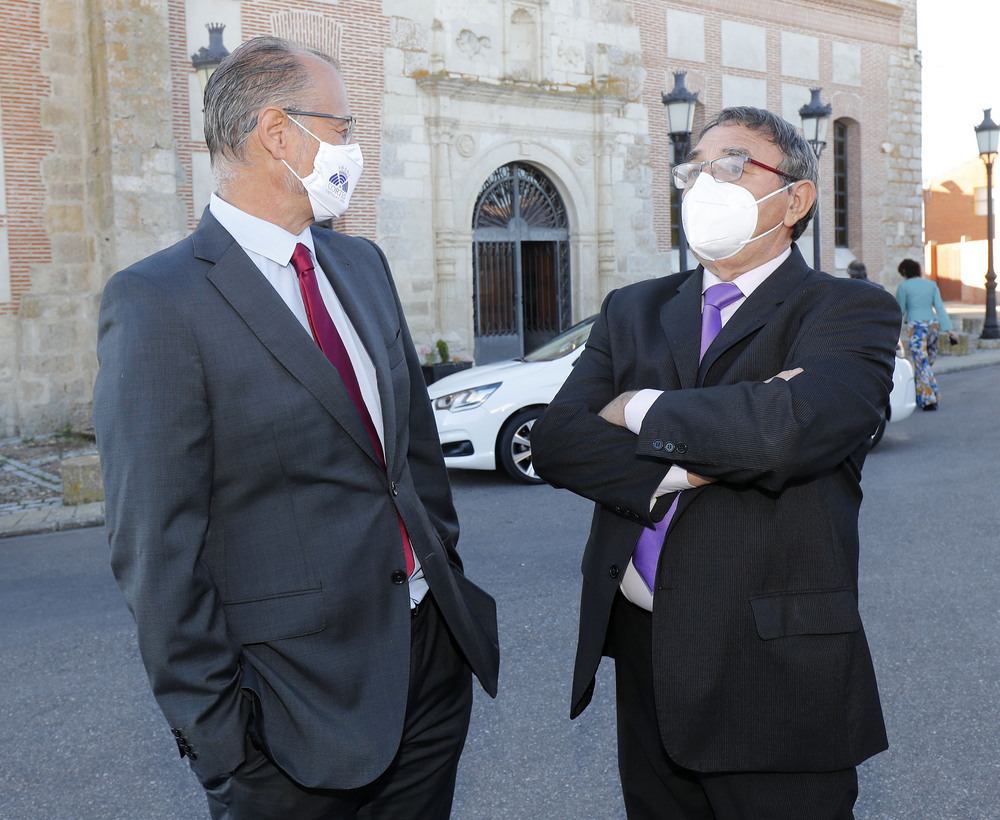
[222,588,325,644]
[750,588,861,640]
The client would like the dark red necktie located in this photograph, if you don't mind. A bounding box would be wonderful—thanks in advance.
[290,243,415,576]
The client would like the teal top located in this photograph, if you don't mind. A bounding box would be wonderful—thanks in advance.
[895,277,952,332]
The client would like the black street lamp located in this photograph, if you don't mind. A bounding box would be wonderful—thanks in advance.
[975,108,1000,340]
[799,88,832,272]
[191,23,230,94]
[662,72,699,272]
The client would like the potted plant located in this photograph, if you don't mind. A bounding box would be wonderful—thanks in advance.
[420,339,473,385]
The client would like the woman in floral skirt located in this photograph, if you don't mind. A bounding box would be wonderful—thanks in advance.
[895,258,958,411]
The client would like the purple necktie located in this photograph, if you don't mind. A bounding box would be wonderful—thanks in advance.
[290,243,414,575]
[699,282,744,362]
[631,281,744,591]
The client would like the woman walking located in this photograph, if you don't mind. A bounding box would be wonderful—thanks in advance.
[895,258,958,410]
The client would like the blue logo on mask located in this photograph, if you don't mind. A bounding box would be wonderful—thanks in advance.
[328,172,349,192]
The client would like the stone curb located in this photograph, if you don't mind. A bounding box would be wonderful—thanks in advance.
[931,349,1000,375]
[0,501,105,539]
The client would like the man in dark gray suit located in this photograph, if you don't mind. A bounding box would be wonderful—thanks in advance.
[533,107,898,819]
[93,36,498,820]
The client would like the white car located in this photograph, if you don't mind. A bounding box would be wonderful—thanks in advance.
[428,317,595,483]
[873,341,917,445]
[428,317,915,483]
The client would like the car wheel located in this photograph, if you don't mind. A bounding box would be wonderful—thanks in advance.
[869,411,887,448]
[497,409,545,484]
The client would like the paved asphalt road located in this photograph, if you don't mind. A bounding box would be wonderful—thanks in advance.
[1,366,998,820]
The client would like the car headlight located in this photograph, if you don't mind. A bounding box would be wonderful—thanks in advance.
[433,382,501,412]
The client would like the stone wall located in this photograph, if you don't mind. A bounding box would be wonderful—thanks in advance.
[381,0,656,358]
[881,0,924,280]
[0,0,186,437]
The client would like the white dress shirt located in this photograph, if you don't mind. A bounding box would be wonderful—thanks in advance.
[619,247,792,610]
[209,194,427,605]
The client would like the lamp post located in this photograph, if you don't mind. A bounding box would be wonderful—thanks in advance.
[975,108,1000,340]
[799,88,832,272]
[662,72,699,272]
[191,23,230,93]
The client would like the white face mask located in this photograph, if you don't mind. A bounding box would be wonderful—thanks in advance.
[681,173,792,262]
[282,118,364,221]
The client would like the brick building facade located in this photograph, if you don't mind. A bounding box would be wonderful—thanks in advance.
[0,0,921,436]
[924,156,993,302]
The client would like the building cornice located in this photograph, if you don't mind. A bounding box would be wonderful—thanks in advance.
[414,72,631,112]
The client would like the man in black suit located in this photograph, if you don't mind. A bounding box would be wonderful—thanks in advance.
[533,107,898,819]
[93,37,498,819]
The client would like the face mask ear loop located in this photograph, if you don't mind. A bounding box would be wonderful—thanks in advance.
[733,219,784,252]
[280,117,322,183]
[730,183,795,253]
[754,181,794,207]
[288,116,322,145]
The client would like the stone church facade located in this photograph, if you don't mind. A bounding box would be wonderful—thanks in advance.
[0,0,920,436]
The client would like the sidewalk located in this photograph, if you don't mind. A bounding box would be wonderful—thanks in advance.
[2,328,999,540]
[0,434,105,539]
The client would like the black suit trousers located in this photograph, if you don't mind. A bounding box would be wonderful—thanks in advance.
[609,593,859,820]
[205,595,473,820]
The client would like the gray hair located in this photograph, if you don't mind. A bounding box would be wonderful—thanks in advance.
[203,36,338,187]
[698,107,819,241]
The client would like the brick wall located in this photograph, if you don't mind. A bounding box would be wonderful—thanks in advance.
[173,0,387,238]
[0,0,53,317]
[925,158,987,246]
[619,0,919,286]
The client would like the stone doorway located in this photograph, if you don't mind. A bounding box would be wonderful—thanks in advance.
[472,163,571,363]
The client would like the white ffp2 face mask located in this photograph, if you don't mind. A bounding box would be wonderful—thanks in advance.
[681,173,791,262]
[282,118,364,221]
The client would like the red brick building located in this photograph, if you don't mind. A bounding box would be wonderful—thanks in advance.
[924,157,994,301]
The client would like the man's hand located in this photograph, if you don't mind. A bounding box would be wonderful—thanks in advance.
[598,390,640,427]
[764,367,804,383]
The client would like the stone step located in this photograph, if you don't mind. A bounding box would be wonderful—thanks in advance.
[60,454,105,506]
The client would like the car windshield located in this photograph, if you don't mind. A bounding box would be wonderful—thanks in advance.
[522,316,597,362]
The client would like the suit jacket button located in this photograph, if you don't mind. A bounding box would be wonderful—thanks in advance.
[663,441,676,453]
[652,439,664,450]
[609,564,620,579]
[391,569,407,585]
[676,443,687,454]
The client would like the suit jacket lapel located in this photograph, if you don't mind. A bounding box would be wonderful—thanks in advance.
[659,270,703,389]
[194,212,381,467]
[311,233,398,474]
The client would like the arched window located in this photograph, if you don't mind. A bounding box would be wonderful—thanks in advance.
[472,163,571,362]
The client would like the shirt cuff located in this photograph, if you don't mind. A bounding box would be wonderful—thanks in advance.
[624,389,664,434]
[655,465,695,500]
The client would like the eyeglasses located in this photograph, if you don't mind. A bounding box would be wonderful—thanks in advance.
[672,155,798,189]
[285,109,357,143]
